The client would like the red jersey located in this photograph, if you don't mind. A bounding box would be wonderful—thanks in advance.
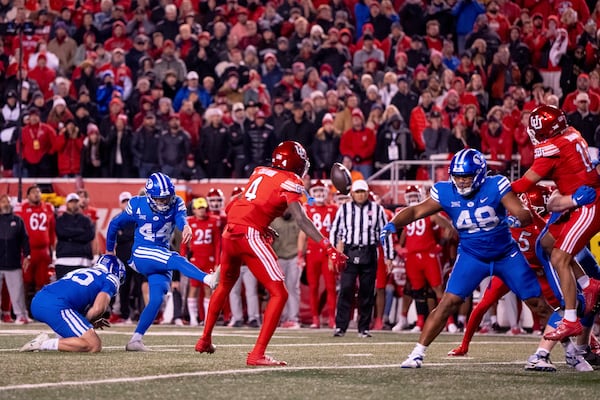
[226,167,304,231]
[16,201,56,249]
[184,215,221,266]
[511,211,548,268]
[305,203,338,248]
[531,127,600,195]
[81,206,99,224]
[404,216,438,253]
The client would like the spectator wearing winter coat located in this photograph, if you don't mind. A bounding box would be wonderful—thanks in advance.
[340,108,376,178]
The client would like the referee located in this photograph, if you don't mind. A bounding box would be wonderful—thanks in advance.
[330,180,394,337]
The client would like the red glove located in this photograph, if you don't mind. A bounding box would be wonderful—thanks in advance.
[319,238,348,272]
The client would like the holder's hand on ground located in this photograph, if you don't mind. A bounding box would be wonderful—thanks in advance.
[92,318,111,330]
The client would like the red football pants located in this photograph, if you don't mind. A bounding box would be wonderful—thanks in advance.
[202,225,287,357]
[23,248,51,290]
[305,247,337,319]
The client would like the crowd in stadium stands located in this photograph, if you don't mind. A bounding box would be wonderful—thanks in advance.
[2,0,600,181]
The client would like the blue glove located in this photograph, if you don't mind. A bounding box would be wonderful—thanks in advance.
[572,186,596,207]
[380,222,397,246]
[302,189,315,206]
[506,216,521,228]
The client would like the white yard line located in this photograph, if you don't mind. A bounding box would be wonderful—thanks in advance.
[0,361,545,392]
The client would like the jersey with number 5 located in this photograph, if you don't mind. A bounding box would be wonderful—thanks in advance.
[226,166,304,231]
[106,196,188,251]
[305,204,338,248]
[531,127,600,195]
[43,267,119,311]
[431,175,515,260]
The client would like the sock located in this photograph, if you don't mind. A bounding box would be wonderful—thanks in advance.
[203,298,210,321]
[40,338,59,351]
[578,275,590,289]
[187,298,198,324]
[564,309,577,322]
[490,315,497,324]
[413,343,428,356]
[574,343,587,354]
[457,314,466,325]
[131,332,143,342]
[536,347,549,357]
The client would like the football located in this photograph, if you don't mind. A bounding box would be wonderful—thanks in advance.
[330,163,352,195]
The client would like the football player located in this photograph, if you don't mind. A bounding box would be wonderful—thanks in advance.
[512,104,600,341]
[16,185,56,306]
[398,185,454,333]
[181,197,221,326]
[106,172,220,351]
[20,255,125,353]
[297,180,338,329]
[195,141,348,366]
[207,187,227,229]
[381,148,553,368]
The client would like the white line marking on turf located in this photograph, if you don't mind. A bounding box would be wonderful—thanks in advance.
[343,354,373,357]
[0,361,542,392]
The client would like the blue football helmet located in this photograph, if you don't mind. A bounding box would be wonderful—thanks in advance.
[448,148,487,196]
[145,172,176,213]
[94,254,126,285]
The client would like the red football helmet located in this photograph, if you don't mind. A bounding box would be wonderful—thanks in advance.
[231,186,243,197]
[333,190,350,205]
[309,180,328,204]
[404,185,423,206]
[519,184,551,216]
[271,141,310,177]
[527,104,568,145]
[206,188,224,211]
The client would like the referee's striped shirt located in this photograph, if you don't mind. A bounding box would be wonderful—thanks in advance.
[329,200,394,260]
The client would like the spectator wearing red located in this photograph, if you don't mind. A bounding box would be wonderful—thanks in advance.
[523,13,547,68]
[486,0,510,43]
[384,21,412,67]
[560,7,584,52]
[486,45,520,107]
[409,89,441,154]
[28,53,56,100]
[562,73,600,114]
[98,48,133,100]
[104,21,133,52]
[498,0,521,24]
[512,109,535,171]
[440,89,462,130]
[246,0,265,22]
[554,0,590,24]
[244,70,272,116]
[424,20,443,52]
[480,113,513,173]
[53,119,84,177]
[179,99,202,151]
[19,108,57,177]
[521,0,554,20]
[500,92,521,131]
[340,108,376,178]
[230,7,251,41]
[46,97,74,132]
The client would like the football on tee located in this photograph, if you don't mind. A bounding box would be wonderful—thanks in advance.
[331,163,352,195]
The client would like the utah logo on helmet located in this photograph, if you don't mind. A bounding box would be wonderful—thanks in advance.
[271,141,310,177]
[527,104,567,145]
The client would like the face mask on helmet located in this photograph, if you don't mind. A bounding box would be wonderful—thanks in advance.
[519,185,550,216]
[207,188,224,211]
[95,254,126,285]
[145,172,175,213]
[404,185,422,206]
[309,181,328,204]
[449,149,487,196]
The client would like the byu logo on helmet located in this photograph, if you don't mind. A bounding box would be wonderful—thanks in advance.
[95,254,126,285]
[145,172,176,213]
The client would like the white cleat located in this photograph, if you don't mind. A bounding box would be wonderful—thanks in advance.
[566,353,594,372]
[524,352,556,372]
[401,354,423,369]
[204,266,221,290]
[447,323,458,333]
[20,333,49,352]
[392,317,408,332]
[125,340,151,352]
[410,325,422,333]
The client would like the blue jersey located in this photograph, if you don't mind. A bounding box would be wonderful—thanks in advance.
[106,196,187,252]
[431,175,515,261]
[42,268,119,312]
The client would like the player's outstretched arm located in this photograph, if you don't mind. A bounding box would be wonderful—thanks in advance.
[502,191,533,227]
[106,211,136,252]
[547,186,597,212]
[511,169,542,193]
[390,197,443,230]
[288,201,324,243]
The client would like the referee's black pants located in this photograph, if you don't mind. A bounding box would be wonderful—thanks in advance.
[335,261,377,333]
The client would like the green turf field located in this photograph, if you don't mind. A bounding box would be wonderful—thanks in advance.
[0,324,597,400]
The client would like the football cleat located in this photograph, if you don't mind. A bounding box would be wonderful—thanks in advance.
[125,339,151,352]
[401,353,423,369]
[447,323,459,333]
[14,316,31,325]
[204,266,221,290]
[392,317,408,332]
[582,278,600,315]
[448,345,468,357]
[358,331,372,338]
[410,325,422,333]
[246,353,287,366]
[333,328,345,337]
[310,317,320,329]
[566,353,594,372]
[524,352,556,372]
[195,338,216,354]
[20,333,49,352]
[543,319,583,341]
[281,320,301,329]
